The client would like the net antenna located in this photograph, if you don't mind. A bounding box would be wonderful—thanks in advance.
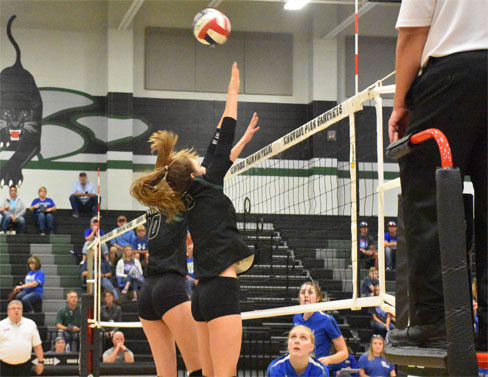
[87,74,398,329]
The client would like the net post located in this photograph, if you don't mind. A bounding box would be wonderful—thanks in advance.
[375,90,387,294]
[349,113,360,309]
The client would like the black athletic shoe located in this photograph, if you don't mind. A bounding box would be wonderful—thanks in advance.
[388,323,447,349]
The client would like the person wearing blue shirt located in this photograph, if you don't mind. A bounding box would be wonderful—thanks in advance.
[13,256,45,313]
[384,221,397,270]
[131,225,149,265]
[267,325,329,377]
[81,250,118,300]
[109,216,136,266]
[293,281,348,370]
[358,335,395,377]
[360,268,379,297]
[329,353,358,377]
[82,217,108,262]
[370,286,395,339]
[69,172,98,217]
[29,186,56,235]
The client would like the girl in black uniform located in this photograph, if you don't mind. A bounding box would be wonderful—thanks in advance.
[134,62,259,377]
[131,140,201,376]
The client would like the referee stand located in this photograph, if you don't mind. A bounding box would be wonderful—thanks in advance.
[384,129,481,376]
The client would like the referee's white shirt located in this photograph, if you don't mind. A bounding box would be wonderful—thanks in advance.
[0,317,41,364]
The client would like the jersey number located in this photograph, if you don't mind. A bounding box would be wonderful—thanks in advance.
[147,214,161,240]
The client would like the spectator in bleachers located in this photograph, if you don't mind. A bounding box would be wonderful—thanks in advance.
[384,221,397,271]
[294,281,348,371]
[12,256,45,313]
[472,279,479,333]
[267,325,329,376]
[359,221,376,269]
[109,216,136,266]
[82,217,109,262]
[0,185,26,234]
[55,290,81,352]
[101,290,122,350]
[81,249,118,300]
[46,336,67,354]
[358,335,396,377]
[69,171,98,218]
[29,186,56,235]
[330,346,358,377]
[360,267,379,297]
[132,225,148,265]
[0,300,44,376]
[185,233,197,298]
[116,246,143,300]
[102,331,134,363]
[370,286,395,338]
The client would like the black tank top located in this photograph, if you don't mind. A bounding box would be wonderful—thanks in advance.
[145,209,188,277]
[185,117,254,279]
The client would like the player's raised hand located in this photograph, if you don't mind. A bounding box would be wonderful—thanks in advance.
[228,61,240,94]
[242,112,260,145]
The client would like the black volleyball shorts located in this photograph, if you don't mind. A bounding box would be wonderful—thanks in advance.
[138,273,189,320]
[191,276,240,322]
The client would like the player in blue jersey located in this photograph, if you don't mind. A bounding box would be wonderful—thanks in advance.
[294,281,348,371]
[267,325,329,376]
[358,335,395,377]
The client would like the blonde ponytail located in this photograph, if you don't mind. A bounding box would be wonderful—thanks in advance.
[130,131,198,221]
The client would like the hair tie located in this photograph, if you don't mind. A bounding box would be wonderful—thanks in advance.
[161,165,169,182]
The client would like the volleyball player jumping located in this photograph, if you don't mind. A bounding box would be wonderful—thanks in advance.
[131,137,202,376]
[133,62,259,376]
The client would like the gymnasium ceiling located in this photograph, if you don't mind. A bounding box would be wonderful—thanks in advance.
[0,0,400,38]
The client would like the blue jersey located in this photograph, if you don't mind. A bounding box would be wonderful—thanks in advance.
[81,258,112,275]
[111,228,136,247]
[132,236,148,252]
[384,232,397,243]
[329,354,358,377]
[30,197,55,215]
[358,354,395,377]
[84,227,105,239]
[267,355,329,377]
[24,270,45,298]
[293,311,342,358]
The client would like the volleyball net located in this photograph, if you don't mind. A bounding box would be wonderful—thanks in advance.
[85,75,398,330]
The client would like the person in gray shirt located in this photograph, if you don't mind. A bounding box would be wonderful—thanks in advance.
[102,331,134,363]
[0,185,26,234]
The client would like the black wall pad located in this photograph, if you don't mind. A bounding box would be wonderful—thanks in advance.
[436,168,478,376]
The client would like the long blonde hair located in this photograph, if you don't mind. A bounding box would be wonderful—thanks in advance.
[368,335,385,360]
[131,131,198,221]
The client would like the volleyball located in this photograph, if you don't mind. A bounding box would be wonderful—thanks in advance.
[193,8,231,46]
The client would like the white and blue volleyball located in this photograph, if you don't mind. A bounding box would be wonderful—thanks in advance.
[193,8,231,46]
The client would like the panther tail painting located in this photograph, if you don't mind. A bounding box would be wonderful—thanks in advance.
[0,15,43,187]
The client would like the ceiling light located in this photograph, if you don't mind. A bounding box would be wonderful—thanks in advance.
[284,0,310,10]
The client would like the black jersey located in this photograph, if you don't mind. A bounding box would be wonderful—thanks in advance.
[145,209,188,278]
[185,117,254,279]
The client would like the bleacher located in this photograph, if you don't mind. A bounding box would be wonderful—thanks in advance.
[0,210,395,375]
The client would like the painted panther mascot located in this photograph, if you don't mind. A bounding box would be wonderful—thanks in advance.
[0,15,43,187]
